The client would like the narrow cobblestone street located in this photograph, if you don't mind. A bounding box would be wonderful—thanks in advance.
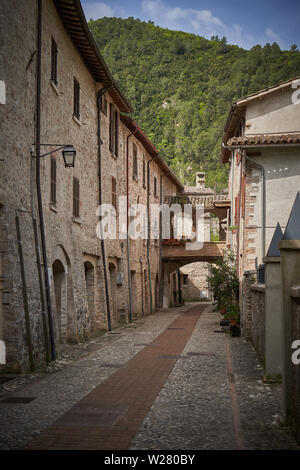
[0,303,298,450]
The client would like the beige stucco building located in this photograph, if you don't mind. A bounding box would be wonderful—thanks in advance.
[221,77,300,278]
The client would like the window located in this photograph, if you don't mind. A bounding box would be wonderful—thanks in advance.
[154,176,158,197]
[114,109,119,157]
[109,103,119,156]
[100,94,107,115]
[73,177,80,218]
[132,143,138,180]
[109,103,114,152]
[112,176,117,210]
[51,37,58,85]
[50,157,56,205]
[143,158,146,188]
[73,78,80,119]
[183,274,189,285]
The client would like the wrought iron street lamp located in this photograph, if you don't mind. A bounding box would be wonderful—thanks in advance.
[31,143,76,167]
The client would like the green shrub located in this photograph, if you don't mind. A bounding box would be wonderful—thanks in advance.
[207,250,240,319]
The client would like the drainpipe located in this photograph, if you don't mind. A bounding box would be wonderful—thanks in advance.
[222,143,266,262]
[126,129,137,323]
[177,268,182,305]
[159,172,172,308]
[35,0,56,361]
[97,86,112,331]
[159,174,165,309]
[139,256,144,316]
[15,210,34,371]
[146,155,159,314]
[30,153,50,362]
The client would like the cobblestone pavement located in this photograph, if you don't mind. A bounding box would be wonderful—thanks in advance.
[0,303,299,450]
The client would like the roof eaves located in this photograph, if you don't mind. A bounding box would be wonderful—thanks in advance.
[53,0,133,113]
[120,115,184,191]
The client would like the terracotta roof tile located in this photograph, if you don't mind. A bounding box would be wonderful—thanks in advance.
[227,133,300,146]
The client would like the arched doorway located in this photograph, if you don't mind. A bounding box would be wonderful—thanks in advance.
[84,262,95,323]
[52,259,66,343]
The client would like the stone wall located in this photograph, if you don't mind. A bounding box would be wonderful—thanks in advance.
[180,262,210,301]
[242,271,265,362]
[289,287,300,444]
[250,284,265,362]
[0,0,180,371]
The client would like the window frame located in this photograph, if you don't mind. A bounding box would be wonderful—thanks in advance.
[132,143,138,180]
[51,36,58,85]
[73,176,80,218]
[112,176,117,210]
[100,94,107,115]
[73,77,80,120]
[142,158,146,188]
[154,176,158,197]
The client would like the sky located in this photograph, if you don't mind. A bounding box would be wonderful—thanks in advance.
[81,0,300,50]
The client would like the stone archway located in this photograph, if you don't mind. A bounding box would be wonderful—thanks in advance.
[51,245,76,343]
[52,259,67,343]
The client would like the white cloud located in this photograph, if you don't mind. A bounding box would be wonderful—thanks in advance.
[141,0,225,36]
[83,2,115,21]
[140,0,258,47]
[265,28,281,43]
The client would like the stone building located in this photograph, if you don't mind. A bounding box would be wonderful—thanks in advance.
[221,78,300,444]
[221,77,300,330]
[180,172,216,302]
[0,0,182,372]
[221,76,300,278]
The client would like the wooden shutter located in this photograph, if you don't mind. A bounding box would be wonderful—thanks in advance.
[143,158,146,187]
[51,37,58,85]
[114,109,119,157]
[109,103,114,152]
[101,94,107,115]
[154,176,157,197]
[73,177,80,218]
[73,78,80,119]
[50,157,56,205]
[132,144,137,179]
[112,177,117,209]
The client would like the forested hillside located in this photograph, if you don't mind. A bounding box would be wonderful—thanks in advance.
[89,17,300,189]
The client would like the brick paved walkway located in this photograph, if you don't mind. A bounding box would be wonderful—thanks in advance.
[26,305,204,450]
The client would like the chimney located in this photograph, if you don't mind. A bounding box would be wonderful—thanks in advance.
[196,172,205,189]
